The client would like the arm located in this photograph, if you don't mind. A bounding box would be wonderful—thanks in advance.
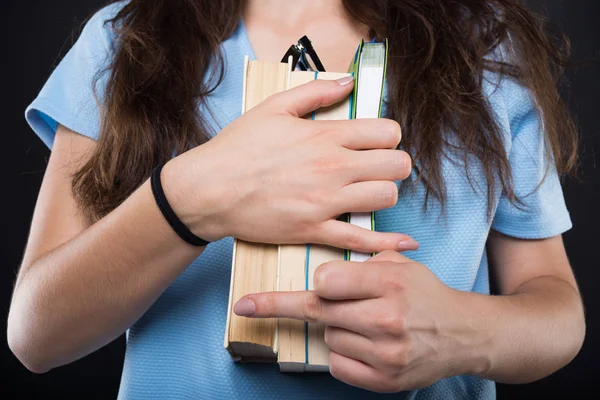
[7,126,205,373]
[460,229,585,383]
[8,79,416,374]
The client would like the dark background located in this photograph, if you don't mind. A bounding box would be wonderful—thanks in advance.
[2,0,598,398]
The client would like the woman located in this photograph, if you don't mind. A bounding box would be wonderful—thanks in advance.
[8,0,585,398]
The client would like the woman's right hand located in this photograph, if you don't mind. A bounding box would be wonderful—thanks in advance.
[163,76,417,253]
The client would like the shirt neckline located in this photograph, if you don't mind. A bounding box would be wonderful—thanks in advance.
[237,17,257,62]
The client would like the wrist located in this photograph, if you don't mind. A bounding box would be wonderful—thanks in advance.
[159,153,227,242]
[440,289,495,379]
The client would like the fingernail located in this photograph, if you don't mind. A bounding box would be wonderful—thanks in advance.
[234,298,256,316]
[398,239,419,250]
[336,75,354,85]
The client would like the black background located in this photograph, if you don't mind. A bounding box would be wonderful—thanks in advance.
[2,1,598,398]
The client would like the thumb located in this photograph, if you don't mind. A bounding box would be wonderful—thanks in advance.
[265,75,355,118]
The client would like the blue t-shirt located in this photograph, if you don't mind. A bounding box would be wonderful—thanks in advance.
[25,3,572,399]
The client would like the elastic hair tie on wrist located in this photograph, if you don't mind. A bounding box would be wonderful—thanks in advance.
[150,163,211,247]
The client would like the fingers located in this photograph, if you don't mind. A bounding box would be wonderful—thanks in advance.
[325,326,378,367]
[234,291,375,335]
[347,149,412,183]
[265,76,355,118]
[316,118,401,150]
[333,181,399,213]
[313,253,413,300]
[316,219,419,254]
[234,291,323,321]
[329,351,392,393]
[314,260,384,300]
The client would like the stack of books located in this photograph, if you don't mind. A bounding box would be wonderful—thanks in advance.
[224,38,389,372]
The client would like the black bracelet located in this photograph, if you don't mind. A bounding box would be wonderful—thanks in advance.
[150,163,211,247]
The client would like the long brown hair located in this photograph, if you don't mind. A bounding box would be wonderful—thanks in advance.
[72,0,578,222]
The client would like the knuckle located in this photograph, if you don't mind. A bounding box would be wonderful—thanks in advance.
[313,265,329,293]
[379,249,398,257]
[309,123,333,140]
[308,80,330,106]
[314,261,338,293]
[346,122,365,144]
[343,230,364,251]
[312,223,334,245]
[386,344,409,369]
[399,340,411,367]
[382,276,404,293]
[313,95,326,111]
[381,269,407,292]
[305,188,328,206]
[328,352,342,379]
[296,218,319,240]
[302,293,323,322]
[262,91,284,110]
[369,370,401,393]
[321,123,343,140]
[259,293,278,315]
[311,153,347,174]
[377,250,404,262]
[375,345,394,367]
[375,311,406,336]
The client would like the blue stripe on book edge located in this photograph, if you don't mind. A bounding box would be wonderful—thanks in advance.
[304,243,310,365]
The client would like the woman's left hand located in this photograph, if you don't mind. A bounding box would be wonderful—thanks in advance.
[233,250,484,393]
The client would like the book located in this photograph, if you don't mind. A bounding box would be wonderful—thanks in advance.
[345,39,388,262]
[224,39,389,372]
[224,59,291,362]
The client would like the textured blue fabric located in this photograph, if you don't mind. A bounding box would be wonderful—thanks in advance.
[25,3,572,399]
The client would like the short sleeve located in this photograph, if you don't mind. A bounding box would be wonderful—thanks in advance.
[24,2,125,149]
[490,77,573,239]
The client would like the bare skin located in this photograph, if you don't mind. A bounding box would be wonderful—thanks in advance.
[232,0,585,393]
[8,0,584,395]
[7,76,415,373]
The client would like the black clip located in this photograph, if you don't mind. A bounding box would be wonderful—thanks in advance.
[281,35,326,72]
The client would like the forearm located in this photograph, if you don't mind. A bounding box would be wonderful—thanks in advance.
[457,276,585,383]
[7,177,203,373]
